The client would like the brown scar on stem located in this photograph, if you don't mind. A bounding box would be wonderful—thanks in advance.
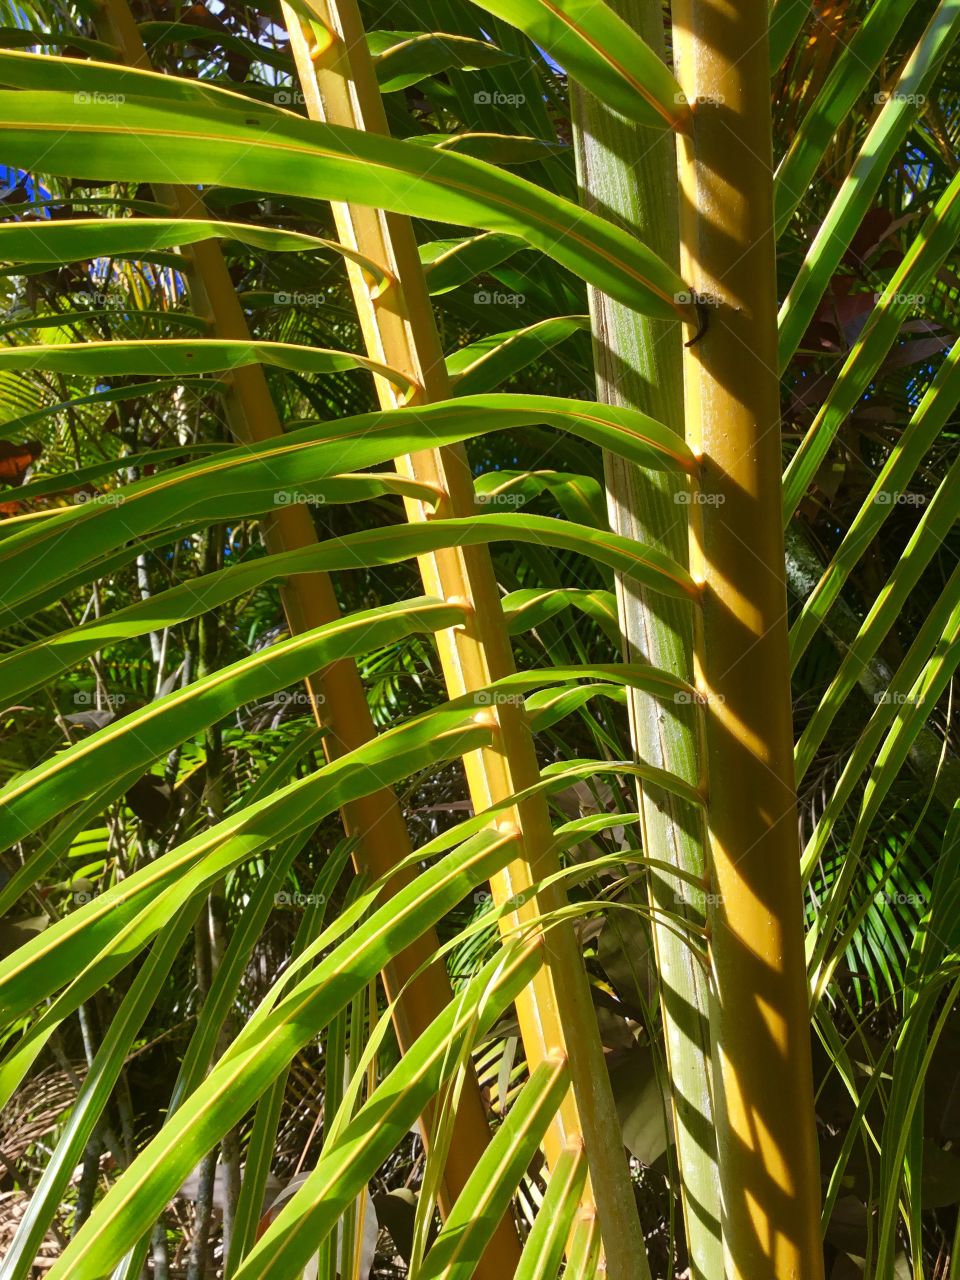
[685,300,710,347]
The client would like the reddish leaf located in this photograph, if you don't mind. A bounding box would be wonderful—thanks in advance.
[0,439,41,487]
[882,337,948,370]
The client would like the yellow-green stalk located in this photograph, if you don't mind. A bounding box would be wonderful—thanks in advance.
[571,1,722,1273]
[284,1,651,1272]
[672,0,824,1274]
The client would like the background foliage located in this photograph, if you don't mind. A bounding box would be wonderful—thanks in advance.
[0,0,957,1277]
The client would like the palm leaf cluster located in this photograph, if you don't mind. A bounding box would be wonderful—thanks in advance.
[0,0,956,1277]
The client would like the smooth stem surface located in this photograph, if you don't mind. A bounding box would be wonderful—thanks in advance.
[671,0,824,1275]
[99,0,504,1236]
[570,1,721,1274]
[285,2,650,1273]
